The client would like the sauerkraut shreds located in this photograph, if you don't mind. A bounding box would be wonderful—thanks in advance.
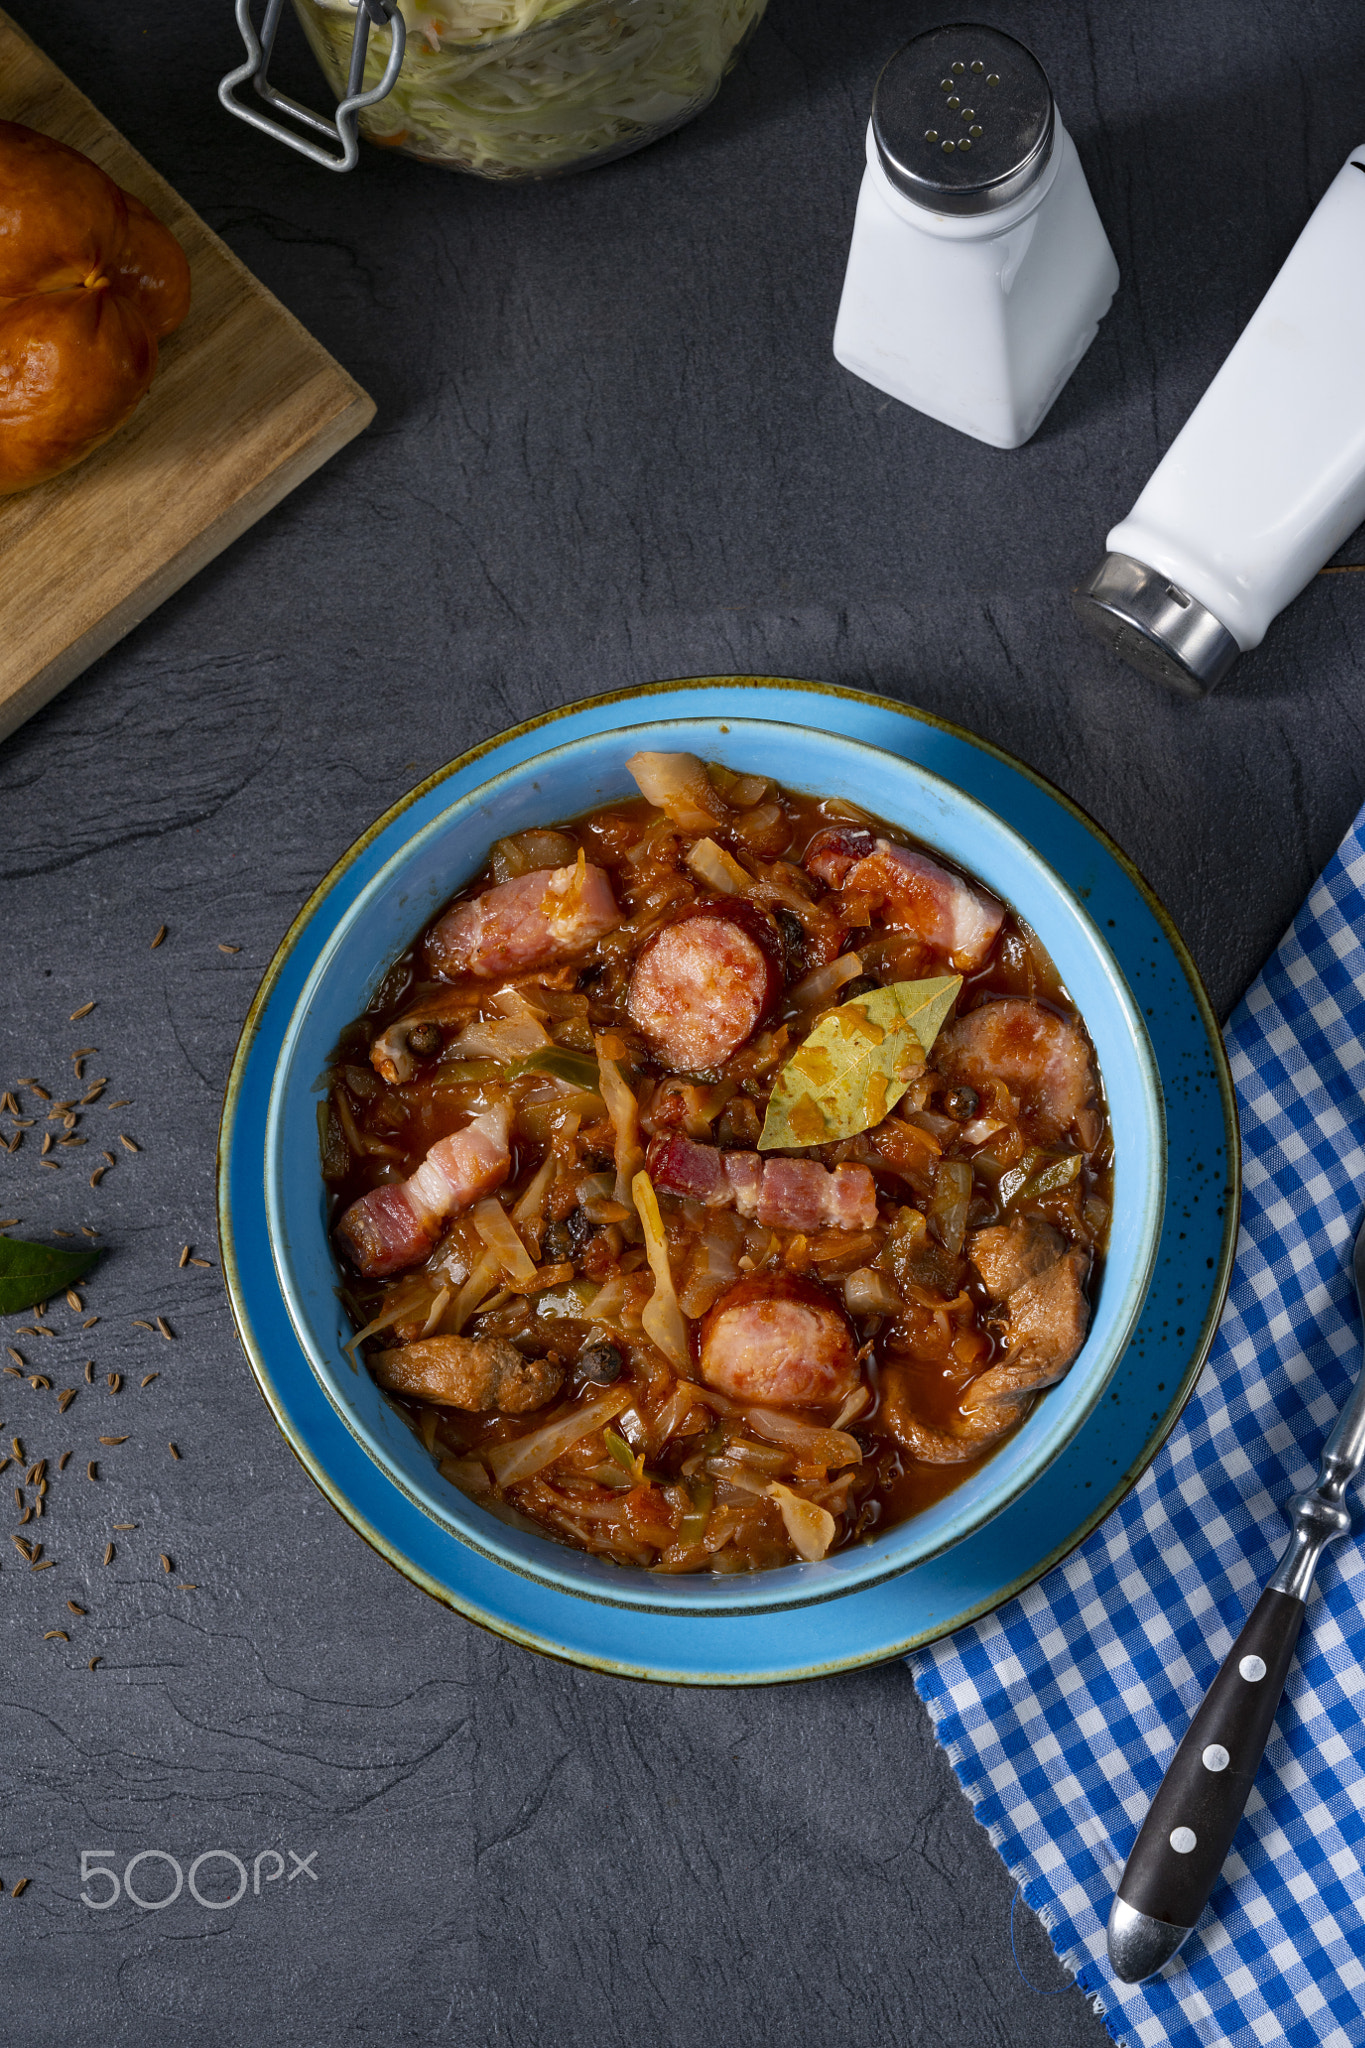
[324,754,1113,1577]
[294,0,768,177]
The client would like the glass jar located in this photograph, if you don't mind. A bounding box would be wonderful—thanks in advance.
[291,0,769,179]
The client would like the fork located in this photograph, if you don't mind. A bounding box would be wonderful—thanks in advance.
[1106,1211,1365,1980]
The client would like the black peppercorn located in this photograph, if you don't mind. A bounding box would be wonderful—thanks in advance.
[946,1085,980,1119]
[841,975,881,1002]
[405,1021,443,1059]
[543,1206,595,1266]
[578,1342,624,1384]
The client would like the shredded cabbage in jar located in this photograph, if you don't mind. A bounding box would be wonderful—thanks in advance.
[292,0,769,178]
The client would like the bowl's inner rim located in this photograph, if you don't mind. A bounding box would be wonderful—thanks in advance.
[263,716,1166,1608]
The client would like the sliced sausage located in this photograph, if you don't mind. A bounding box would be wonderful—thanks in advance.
[626,900,783,1073]
[699,1274,859,1409]
[933,999,1100,1147]
[423,860,621,980]
[336,1103,511,1278]
[372,1335,563,1414]
[840,840,1004,969]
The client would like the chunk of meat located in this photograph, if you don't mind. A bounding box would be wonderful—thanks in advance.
[803,825,877,888]
[840,841,1004,969]
[877,1364,995,1465]
[645,1131,730,1203]
[755,1157,878,1232]
[968,1216,1064,1300]
[963,1247,1090,1408]
[645,1133,877,1231]
[336,1184,432,1280]
[880,1223,1091,1463]
[700,1275,859,1409]
[336,1103,511,1278]
[423,859,621,980]
[933,999,1100,1147]
[719,1148,762,1213]
[626,901,783,1073]
[372,1335,563,1414]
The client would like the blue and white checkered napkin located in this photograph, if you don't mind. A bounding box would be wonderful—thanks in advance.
[909,805,1365,2048]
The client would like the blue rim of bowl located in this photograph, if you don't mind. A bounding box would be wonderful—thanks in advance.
[261,716,1165,1615]
[217,676,1240,1678]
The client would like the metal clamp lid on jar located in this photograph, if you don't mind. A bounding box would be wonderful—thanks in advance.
[219,0,406,172]
[871,23,1055,218]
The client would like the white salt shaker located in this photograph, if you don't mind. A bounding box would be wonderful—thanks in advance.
[1074,148,1365,693]
[833,25,1118,450]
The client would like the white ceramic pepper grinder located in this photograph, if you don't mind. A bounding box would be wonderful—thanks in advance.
[833,24,1118,450]
[1074,150,1365,694]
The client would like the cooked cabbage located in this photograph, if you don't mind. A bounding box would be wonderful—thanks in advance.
[293,0,769,179]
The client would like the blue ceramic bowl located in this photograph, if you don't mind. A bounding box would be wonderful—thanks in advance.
[263,716,1165,1617]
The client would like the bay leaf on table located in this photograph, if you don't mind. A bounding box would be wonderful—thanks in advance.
[0,1236,100,1316]
[758,976,962,1151]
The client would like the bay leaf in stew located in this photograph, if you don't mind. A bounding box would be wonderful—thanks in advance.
[759,976,961,1150]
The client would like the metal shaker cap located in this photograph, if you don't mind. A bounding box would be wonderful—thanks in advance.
[1073,554,1241,695]
[872,23,1055,217]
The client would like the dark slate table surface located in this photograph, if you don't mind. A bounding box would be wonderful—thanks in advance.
[3,1,1362,2040]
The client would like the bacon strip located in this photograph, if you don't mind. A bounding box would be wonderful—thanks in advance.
[803,826,876,888]
[723,1150,763,1215]
[336,1104,512,1278]
[647,1131,730,1203]
[840,841,1003,969]
[646,1133,876,1232]
[423,860,621,980]
[757,1157,877,1232]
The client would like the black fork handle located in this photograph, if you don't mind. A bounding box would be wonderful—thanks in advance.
[1108,1587,1303,1979]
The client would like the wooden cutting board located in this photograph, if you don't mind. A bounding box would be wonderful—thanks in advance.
[0,11,375,743]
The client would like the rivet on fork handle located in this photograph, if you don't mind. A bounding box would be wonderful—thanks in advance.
[219,0,406,173]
